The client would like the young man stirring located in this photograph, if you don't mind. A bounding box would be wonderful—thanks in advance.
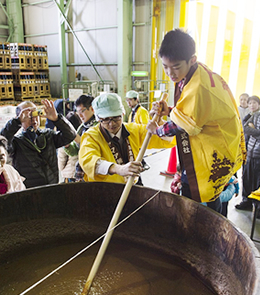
[146,29,246,213]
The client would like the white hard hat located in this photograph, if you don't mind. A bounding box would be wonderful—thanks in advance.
[92,93,125,119]
[126,90,139,99]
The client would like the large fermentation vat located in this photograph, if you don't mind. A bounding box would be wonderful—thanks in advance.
[0,182,258,294]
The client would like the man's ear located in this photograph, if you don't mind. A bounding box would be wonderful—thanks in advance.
[190,55,197,66]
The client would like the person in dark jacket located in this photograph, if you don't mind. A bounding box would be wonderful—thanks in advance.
[45,98,71,129]
[236,96,260,211]
[241,95,260,149]
[0,99,77,188]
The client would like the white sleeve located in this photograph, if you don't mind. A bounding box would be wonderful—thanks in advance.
[95,159,114,175]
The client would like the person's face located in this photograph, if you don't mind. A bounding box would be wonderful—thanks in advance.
[161,56,197,83]
[248,100,259,113]
[99,115,123,135]
[0,146,7,167]
[27,115,40,131]
[240,95,248,108]
[76,104,94,123]
[21,103,40,131]
[126,98,138,108]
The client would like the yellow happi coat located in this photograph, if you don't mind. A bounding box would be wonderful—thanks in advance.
[171,63,246,203]
[248,188,260,202]
[128,105,150,124]
[79,122,176,183]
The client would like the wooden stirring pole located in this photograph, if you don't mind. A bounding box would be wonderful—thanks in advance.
[81,92,168,295]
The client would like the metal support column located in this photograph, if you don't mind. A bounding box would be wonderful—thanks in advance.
[149,0,161,108]
[117,0,133,100]
[54,0,103,95]
[6,0,24,42]
[149,0,182,108]
[58,0,68,93]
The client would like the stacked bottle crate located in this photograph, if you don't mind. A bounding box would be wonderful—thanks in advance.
[9,42,51,101]
[10,43,33,71]
[0,43,11,69]
[33,45,50,98]
[12,71,36,100]
[35,71,50,97]
[0,72,14,101]
[33,45,49,70]
[0,43,14,101]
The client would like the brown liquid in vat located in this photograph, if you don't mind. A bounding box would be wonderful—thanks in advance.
[0,182,257,294]
[0,240,215,295]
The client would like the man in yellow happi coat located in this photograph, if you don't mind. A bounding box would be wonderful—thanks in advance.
[147,29,246,213]
[126,90,151,171]
[126,90,150,124]
[79,93,175,184]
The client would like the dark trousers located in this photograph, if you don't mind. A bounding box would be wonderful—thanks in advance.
[242,157,260,203]
[182,182,222,214]
[221,202,228,217]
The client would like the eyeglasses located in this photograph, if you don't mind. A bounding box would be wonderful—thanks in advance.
[77,108,87,114]
[99,115,122,125]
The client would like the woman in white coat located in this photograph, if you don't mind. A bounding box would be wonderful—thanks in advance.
[0,135,26,194]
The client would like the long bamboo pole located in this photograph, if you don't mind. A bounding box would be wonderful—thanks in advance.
[81,93,168,295]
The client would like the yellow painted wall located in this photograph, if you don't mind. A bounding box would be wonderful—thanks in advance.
[205,5,219,70]
[189,1,260,102]
[221,11,235,84]
[236,19,252,97]
[253,44,260,96]
[150,0,260,104]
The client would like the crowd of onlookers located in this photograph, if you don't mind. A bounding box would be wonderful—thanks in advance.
[235,93,260,215]
[0,91,257,220]
[0,91,174,192]
[0,99,76,190]
[0,29,256,222]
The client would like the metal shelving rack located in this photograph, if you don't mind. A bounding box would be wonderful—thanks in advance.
[61,80,115,114]
[133,79,169,110]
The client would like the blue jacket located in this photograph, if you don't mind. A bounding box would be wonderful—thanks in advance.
[202,176,239,205]
[45,99,71,129]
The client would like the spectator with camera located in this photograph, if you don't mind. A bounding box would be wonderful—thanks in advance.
[0,99,76,188]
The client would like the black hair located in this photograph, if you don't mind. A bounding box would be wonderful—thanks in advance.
[0,135,8,151]
[75,95,94,109]
[66,111,81,130]
[248,95,260,105]
[159,29,196,62]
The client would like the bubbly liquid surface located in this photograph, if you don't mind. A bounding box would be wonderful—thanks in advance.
[0,240,215,294]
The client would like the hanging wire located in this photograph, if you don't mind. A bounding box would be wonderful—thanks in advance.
[19,190,161,295]
[143,148,166,158]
